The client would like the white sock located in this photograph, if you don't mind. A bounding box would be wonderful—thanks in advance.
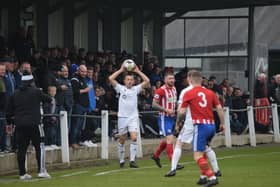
[171,146,182,171]
[206,147,219,172]
[130,142,137,162]
[118,143,125,163]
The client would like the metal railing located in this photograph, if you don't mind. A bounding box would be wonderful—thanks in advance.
[1,104,280,164]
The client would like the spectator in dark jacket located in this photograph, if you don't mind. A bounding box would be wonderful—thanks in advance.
[3,57,16,97]
[70,65,90,149]
[56,65,73,130]
[43,86,59,148]
[0,63,7,152]
[6,72,52,180]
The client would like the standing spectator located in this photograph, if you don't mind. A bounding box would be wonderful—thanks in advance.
[268,74,280,105]
[175,67,188,97]
[70,65,90,149]
[109,62,150,168]
[14,61,37,88]
[0,63,7,152]
[3,57,16,97]
[56,65,73,131]
[254,73,271,128]
[81,66,97,147]
[43,86,59,149]
[6,72,52,180]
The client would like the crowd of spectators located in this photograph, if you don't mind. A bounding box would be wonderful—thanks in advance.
[0,26,279,153]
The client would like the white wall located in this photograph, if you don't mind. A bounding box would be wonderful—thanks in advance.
[121,17,133,53]
[48,9,63,47]
[74,11,88,50]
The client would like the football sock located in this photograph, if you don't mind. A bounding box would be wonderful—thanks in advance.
[166,143,174,161]
[130,141,137,162]
[154,140,167,158]
[171,146,182,170]
[197,157,214,178]
[206,147,219,172]
[118,143,125,163]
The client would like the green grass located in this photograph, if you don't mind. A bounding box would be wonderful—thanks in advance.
[1,145,280,187]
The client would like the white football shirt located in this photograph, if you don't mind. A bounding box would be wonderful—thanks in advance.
[178,85,193,126]
[114,83,142,118]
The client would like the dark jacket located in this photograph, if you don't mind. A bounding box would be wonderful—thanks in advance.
[56,77,73,111]
[6,83,52,126]
[71,75,89,108]
[43,97,59,127]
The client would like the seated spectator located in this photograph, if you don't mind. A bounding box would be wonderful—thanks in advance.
[232,87,248,129]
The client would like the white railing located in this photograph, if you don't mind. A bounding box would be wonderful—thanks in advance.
[35,104,280,163]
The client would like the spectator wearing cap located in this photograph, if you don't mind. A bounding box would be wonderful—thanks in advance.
[70,65,90,149]
[14,61,37,88]
[3,57,16,97]
[0,63,7,152]
[6,72,52,179]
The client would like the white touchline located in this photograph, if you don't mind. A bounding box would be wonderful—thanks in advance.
[0,151,279,184]
[60,171,89,178]
[93,151,280,176]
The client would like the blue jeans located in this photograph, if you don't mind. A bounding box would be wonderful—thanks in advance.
[0,112,6,151]
[44,125,57,145]
[70,104,87,144]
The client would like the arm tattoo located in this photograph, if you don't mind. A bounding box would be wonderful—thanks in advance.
[176,112,185,124]
[152,101,165,112]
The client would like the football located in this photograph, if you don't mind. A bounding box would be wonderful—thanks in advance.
[123,59,136,71]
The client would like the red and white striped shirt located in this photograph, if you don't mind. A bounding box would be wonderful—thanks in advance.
[153,85,177,116]
[181,86,220,125]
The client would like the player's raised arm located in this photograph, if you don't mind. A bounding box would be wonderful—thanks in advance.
[133,65,150,88]
[108,64,125,87]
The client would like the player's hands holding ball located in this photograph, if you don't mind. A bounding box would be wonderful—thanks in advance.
[123,59,136,72]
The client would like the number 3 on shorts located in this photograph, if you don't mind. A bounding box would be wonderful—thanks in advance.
[198,92,207,107]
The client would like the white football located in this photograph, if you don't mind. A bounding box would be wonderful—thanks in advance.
[123,59,136,71]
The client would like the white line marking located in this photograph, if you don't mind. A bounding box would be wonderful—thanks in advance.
[93,151,280,176]
[60,171,89,177]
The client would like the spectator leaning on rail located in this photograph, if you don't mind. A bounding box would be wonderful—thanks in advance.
[6,71,52,180]
[70,65,90,149]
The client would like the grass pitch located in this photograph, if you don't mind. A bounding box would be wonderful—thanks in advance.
[1,144,280,187]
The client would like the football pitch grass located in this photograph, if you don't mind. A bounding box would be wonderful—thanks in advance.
[1,144,280,187]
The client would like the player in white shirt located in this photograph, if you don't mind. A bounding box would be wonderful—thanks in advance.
[165,70,221,185]
[109,62,150,168]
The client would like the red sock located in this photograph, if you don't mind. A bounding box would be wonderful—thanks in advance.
[154,140,167,158]
[197,157,214,177]
[166,144,173,161]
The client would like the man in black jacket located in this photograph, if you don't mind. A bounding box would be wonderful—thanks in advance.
[6,72,52,180]
[70,65,90,148]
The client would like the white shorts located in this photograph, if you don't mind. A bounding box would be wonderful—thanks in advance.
[177,124,194,144]
[118,117,139,135]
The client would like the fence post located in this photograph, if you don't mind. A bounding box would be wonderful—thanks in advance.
[136,118,143,158]
[101,110,109,159]
[60,111,70,164]
[224,107,232,148]
[247,106,256,147]
[271,104,280,143]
